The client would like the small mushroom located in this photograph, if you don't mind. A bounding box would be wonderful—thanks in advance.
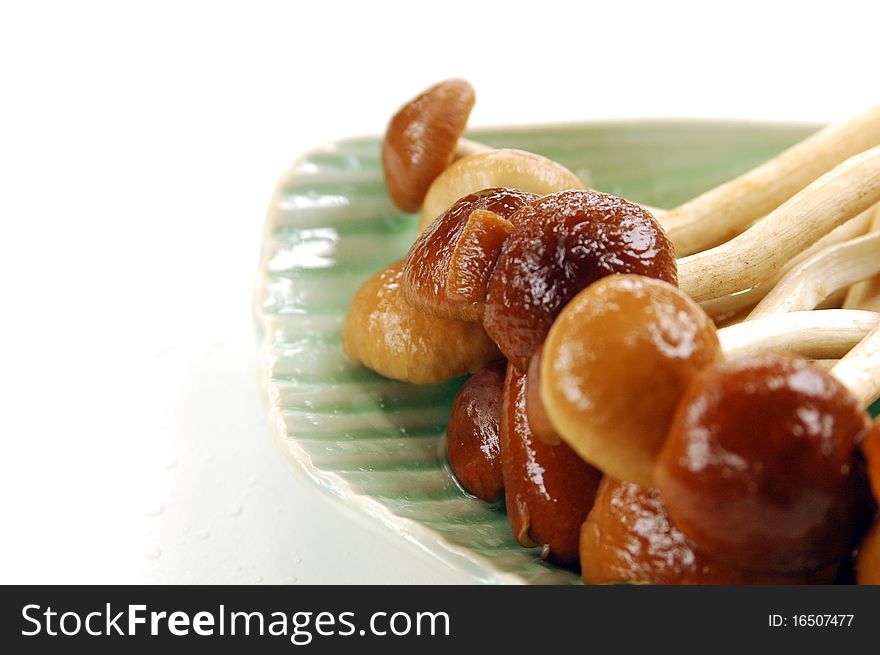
[418,149,585,232]
[484,190,678,371]
[342,261,500,384]
[656,327,880,574]
[678,145,880,303]
[402,188,535,322]
[538,271,879,483]
[748,229,880,319]
[580,478,838,584]
[661,104,880,256]
[382,79,482,213]
[540,275,721,487]
[499,364,602,568]
[446,359,507,502]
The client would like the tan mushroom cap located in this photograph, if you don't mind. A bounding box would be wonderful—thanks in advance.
[342,261,501,384]
[540,275,721,487]
[382,79,476,213]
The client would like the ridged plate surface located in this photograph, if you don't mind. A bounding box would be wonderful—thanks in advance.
[254,120,847,584]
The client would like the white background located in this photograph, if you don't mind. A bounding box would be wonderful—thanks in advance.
[1,0,878,584]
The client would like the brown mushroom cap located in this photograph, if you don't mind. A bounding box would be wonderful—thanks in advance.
[541,275,721,486]
[484,190,678,371]
[580,478,838,585]
[403,187,537,322]
[342,261,500,384]
[446,359,507,502]
[656,354,872,574]
[500,364,602,567]
[382,79,476,213]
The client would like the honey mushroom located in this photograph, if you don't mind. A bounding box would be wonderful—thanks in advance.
[538,275,717,486]
[655,323,880,575]
[445,359,507,502]
[538,271,880,486]
[380,79,590,227]
[660,104,880,256]
[498,363,602,567]
[342,261,500,384]
[381,79,486,213]
[579,477,838,585]
[484,190,678,371]
[403,187,537,321]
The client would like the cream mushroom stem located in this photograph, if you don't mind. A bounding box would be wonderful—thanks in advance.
[831,321,880,407]
[661,105,880,256]
[843,205,880,311]
[717,309,880,361]
[699,206,875,318]
[678,145,880,304]
[748,230,880,319]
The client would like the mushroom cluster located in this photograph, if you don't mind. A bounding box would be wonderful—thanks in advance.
[343,79,880,583]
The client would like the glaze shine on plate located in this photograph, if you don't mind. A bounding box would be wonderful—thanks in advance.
[253,120,822,584]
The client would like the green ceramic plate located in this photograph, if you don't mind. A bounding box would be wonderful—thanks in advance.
[254,119,874,584]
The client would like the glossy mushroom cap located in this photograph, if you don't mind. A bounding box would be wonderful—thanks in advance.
[656,354,872,574]
[382,79,476,212]
[500,365,602,568]
[403,188,537,321]
[484,190,678,371]
[446,360,507,502]
[541,275,721,486]
[342,261,500,384]
[580,478,838,584]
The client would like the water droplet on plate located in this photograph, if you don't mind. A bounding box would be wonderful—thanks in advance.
[145,546,162,560]
[228,503,243,517]
[144,502,165,518]
[194,529,210,541]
